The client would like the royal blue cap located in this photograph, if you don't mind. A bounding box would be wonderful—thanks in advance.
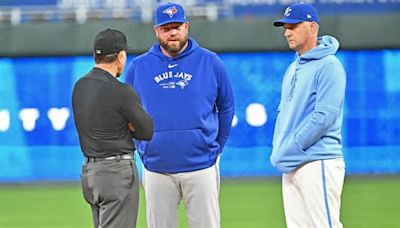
[155,2,188,27]
[273,2,319,27]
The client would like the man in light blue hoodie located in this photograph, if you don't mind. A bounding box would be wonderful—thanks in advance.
[271,3,346,228]
[125,2,234,228]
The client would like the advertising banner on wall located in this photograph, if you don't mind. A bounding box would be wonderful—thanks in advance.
[1,50,400,182]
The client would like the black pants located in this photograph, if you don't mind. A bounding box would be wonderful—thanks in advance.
[81,159,139,228]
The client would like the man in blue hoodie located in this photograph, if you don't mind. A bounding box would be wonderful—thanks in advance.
[271,3,346,228]
[125,2,234,228]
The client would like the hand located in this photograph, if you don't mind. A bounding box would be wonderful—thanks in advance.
[128,122,136,132]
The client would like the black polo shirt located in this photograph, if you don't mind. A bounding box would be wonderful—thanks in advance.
[72,67,153,158]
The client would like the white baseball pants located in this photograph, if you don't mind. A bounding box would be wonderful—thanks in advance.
[282,158,345,228]
[142,160,220,228]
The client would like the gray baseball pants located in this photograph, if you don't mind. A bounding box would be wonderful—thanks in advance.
[81,159,139,228]
[143,157,221,228]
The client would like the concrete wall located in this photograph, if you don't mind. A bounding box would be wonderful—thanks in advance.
[0,13,399,56]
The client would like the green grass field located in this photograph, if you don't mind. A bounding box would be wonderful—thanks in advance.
[0,176,399,228]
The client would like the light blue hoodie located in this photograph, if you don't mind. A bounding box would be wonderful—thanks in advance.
[270,35,346,173]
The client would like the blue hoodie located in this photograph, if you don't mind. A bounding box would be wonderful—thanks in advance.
[270,36,346,174]
[125,38,235,173]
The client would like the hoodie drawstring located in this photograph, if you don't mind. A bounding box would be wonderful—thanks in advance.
[287,62,299,102]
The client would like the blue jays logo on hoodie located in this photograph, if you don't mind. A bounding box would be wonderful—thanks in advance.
[163,6,178,18]
[154,71,192,90]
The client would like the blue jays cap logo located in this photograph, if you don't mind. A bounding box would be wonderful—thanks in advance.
[155,3,187,27]
[163,6,178,18]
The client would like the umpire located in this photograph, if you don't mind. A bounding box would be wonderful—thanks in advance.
[72,28,153,228]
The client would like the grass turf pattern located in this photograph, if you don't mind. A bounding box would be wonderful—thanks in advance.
[0,176,399,227]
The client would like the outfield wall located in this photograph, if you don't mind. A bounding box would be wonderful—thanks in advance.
[1,50,399,182]
[1,12,400,56]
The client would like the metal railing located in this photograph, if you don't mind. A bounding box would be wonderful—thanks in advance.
[0,3,233,25]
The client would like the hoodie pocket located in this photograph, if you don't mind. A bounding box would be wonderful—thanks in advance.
[281,131,307,155]
[271,131,307,164]
[143,129,210,171]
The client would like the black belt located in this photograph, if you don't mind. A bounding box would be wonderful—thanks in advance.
[85,154,134,163]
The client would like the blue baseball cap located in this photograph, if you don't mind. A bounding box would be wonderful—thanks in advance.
[273,2,319,27]
[155,2,188,27]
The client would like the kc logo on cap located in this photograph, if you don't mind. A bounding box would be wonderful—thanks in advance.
[284,7,292,17]
[273,2,320,27]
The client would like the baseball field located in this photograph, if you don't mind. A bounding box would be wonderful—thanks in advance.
[0,176,399,228]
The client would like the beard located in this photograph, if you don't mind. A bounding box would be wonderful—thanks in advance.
[158,33,188,55]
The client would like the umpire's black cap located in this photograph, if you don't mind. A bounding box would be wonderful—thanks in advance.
[93,28,128,56]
